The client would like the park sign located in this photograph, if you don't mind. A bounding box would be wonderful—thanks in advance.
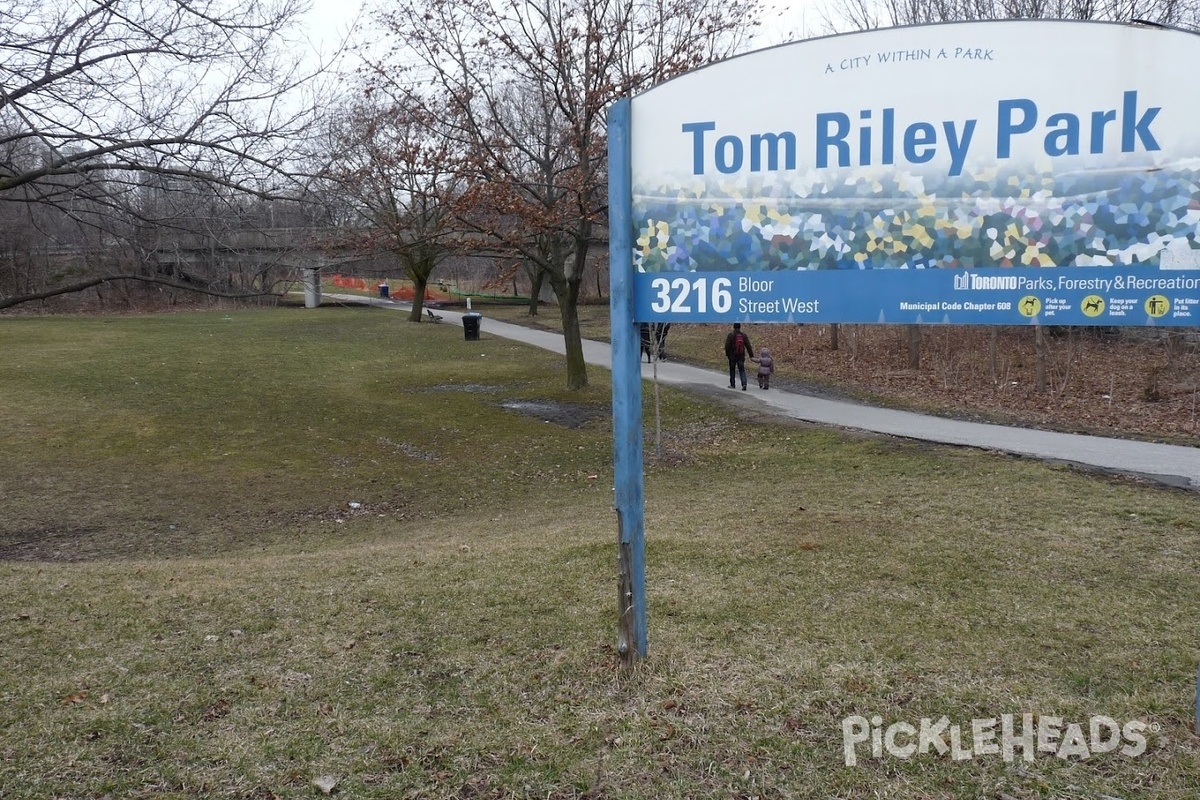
[606,20,1200,662]
[611,20,1200,327]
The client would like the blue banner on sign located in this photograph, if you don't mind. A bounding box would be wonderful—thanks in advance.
[633,267,1200,326]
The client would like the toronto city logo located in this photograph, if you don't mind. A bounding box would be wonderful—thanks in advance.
[841,714,1151,767]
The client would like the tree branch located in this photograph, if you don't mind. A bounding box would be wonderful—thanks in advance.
[0,273,281,311]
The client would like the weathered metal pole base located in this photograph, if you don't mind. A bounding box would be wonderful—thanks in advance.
[616,537,637,668]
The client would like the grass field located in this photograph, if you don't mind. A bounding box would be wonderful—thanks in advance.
[2,306,1200,799]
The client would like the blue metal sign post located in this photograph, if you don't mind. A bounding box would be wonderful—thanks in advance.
[608,98,648,665]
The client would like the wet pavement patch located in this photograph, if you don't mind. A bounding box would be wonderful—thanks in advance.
[499,400,605,429]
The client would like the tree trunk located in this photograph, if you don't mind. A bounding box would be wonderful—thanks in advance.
[402,247,440,323]
[550,272,588,390]
[528,265,545,317]
[561,282,588,390]
[408,274,428,322]
[906,324,920,369]
[830,323,839,351]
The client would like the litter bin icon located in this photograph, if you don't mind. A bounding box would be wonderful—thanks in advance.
[377,283,389,299]
[462,312,482,341]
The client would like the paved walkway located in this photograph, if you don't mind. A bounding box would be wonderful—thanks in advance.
[335,295,1200,490]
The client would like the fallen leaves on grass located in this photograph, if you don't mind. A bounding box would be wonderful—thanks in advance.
[202,699,231,722]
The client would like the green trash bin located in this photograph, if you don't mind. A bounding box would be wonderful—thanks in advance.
[463,312,482,341]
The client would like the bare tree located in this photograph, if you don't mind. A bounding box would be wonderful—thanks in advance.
[0,0,329,310]
[321,98,463,322]
[367,0,758,390]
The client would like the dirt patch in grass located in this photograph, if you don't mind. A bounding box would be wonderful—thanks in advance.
[498,399,606,429]
[0,525,106,562]
[424,383,504,394]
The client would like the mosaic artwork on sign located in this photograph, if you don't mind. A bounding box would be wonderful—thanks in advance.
[633,165,1200,273]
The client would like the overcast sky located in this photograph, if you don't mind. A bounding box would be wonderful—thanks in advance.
[299,0,365,50]
[297,0,827,57]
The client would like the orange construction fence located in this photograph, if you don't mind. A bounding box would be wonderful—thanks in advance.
[328,275,453,303]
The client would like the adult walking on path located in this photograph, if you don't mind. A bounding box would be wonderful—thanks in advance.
[724,322,753,391]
